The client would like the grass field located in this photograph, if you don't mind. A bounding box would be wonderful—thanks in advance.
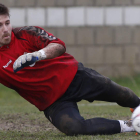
[1,75,140,139]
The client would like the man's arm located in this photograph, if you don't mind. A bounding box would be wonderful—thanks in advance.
[42,43,65,59]
[13,43,66,72]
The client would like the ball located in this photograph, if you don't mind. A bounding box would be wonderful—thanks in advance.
[131,106,140,133]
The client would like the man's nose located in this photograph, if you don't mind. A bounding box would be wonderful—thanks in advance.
[3,24,8,32]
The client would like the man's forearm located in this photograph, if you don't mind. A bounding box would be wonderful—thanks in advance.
[13,43,65,72]
[42,43,66,59]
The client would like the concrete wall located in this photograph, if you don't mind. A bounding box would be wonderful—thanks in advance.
[2,0,140,77]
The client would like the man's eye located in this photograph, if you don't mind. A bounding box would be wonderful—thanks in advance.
[6,22,9,25]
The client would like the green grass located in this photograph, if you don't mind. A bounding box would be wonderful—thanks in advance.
[0,75,140,139]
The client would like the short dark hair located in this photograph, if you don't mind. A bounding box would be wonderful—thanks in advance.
[0,3,9,16]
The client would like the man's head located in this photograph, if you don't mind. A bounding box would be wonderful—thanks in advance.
[0,4,12,47]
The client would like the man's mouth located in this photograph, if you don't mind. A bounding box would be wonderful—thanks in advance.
[3,34,10,39]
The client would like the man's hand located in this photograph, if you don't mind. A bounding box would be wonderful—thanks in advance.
[13,50,46,73]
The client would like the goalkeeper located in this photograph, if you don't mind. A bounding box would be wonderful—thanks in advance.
[0,3,139,135]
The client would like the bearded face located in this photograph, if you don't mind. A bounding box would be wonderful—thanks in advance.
[0,15,12,47]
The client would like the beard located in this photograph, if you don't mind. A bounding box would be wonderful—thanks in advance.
[0,39,11,46]
[0,34,11,46]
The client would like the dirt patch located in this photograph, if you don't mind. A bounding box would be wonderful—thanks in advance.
[0,114,57,133]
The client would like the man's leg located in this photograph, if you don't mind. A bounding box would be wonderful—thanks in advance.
[94,80,140,108]
[44,101,121,135]
[65,63,140,109]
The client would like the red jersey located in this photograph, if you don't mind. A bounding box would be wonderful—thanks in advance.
[0,26,78,111]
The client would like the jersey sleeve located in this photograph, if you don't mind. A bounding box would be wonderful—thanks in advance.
[16,26,66,51]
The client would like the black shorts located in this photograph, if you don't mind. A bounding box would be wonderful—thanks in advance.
[57,62,111,103]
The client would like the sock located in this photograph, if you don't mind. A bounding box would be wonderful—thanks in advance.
[118,120,135,132]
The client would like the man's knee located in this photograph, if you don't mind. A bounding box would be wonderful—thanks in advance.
[58,115,85,136]
[60,121,84,136]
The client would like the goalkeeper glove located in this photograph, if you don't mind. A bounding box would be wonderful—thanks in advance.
[13,49,46,73]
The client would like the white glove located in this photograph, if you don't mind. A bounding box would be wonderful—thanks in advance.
[13,49,46,70]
